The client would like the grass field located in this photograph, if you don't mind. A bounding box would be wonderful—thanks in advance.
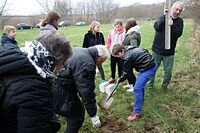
[0,19,199,133]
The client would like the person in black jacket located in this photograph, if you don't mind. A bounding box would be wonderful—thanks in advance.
[112,44,157,122]
[148,1,184,90]
[53,45,108,133]
[0,30,72,133]
[83,21,106,83]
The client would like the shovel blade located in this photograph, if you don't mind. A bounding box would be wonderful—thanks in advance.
[98,94,114,110]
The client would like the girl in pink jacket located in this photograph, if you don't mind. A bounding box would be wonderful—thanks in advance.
[107,20,125,84]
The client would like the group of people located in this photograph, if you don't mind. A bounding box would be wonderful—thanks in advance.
[0,1,184,133]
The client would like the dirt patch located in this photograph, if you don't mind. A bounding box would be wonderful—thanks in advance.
[100,117,129,133]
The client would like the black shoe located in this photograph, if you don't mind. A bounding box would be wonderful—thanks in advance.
[162,85,168,90]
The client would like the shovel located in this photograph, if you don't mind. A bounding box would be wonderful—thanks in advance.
[98,83,119,110]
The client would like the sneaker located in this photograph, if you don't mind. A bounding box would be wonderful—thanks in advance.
[100,80,107,84]
[126,87,134,92]
[162,85,168,90]
[123,84,130,89]
[108,78,115,84]
[127,112,142,121]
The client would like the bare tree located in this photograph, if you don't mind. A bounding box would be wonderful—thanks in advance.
[0,0,9,28]
[0,0,7,16]
[53,0,73,20]
[74,0,118,23]
[37,0,54,13]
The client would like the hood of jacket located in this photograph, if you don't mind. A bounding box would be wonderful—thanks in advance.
[87,46,98,64]
[40,24,58,31]
[126,25,141,35]
[1,34,18,45]
[21,40,57,79]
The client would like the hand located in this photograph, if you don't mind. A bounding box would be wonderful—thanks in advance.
[90,115,101,128]
[164,7,169,15]
[168,18,173,26]
[117,78,123,83]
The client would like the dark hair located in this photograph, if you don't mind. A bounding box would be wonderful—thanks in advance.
[125,18,137,33]
[112,44,126,56]
[41,11,61,27]
[36,31,72,64]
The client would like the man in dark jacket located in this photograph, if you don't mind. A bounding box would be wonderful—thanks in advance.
[53,45,108,133]
[0,31,72,133]
[112,44,157,122]
[148,1,184,90]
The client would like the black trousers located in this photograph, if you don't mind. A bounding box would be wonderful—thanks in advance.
[127,71,136,85]
[64,96,85,133]
[110,55,123,79]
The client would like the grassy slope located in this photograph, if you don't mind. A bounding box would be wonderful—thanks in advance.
[0,19,199,133]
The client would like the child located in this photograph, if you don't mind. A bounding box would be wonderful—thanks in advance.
[1,25,18,46]
[112,44,157,122]
[83,21,106,83]
[107,20,125,84]
[123,18,141,92]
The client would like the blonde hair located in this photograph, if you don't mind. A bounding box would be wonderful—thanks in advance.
[90,21,100,34]
[3,25,16,35]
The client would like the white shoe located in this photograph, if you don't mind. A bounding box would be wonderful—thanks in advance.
[123,84,130,89]
[126,87,134,92]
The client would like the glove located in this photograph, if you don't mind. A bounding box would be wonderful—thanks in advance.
[117,78,123,83]
[90,115,101,128]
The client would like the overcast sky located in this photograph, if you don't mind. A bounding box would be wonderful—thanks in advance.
[6,0,164,15]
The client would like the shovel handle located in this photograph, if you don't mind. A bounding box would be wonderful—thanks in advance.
[106,82,119,101]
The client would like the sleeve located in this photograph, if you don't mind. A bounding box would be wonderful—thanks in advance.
[73,63,97,117]
[101,33,105,45]
[171,18,184,38]
[120,57,132,82]
[154,15,165,31]
[0,45,36,75]
[83,34,89,48]
[107,32,112,49]
[129,32,140,47]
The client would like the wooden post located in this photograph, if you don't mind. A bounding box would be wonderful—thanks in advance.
[165,0,171,49]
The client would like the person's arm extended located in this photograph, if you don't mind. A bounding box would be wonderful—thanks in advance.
[119,58,132,82]
[74,62,97,117]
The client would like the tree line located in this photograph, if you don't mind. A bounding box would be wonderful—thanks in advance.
[0,0,199,25]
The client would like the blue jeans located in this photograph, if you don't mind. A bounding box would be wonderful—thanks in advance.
[133,65,157,113]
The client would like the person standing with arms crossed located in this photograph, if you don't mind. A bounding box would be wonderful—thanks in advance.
[148,1,184,90]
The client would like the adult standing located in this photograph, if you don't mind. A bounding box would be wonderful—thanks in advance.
[53,45,108,133]
[83,21,106,83]
[148,1,184,90]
